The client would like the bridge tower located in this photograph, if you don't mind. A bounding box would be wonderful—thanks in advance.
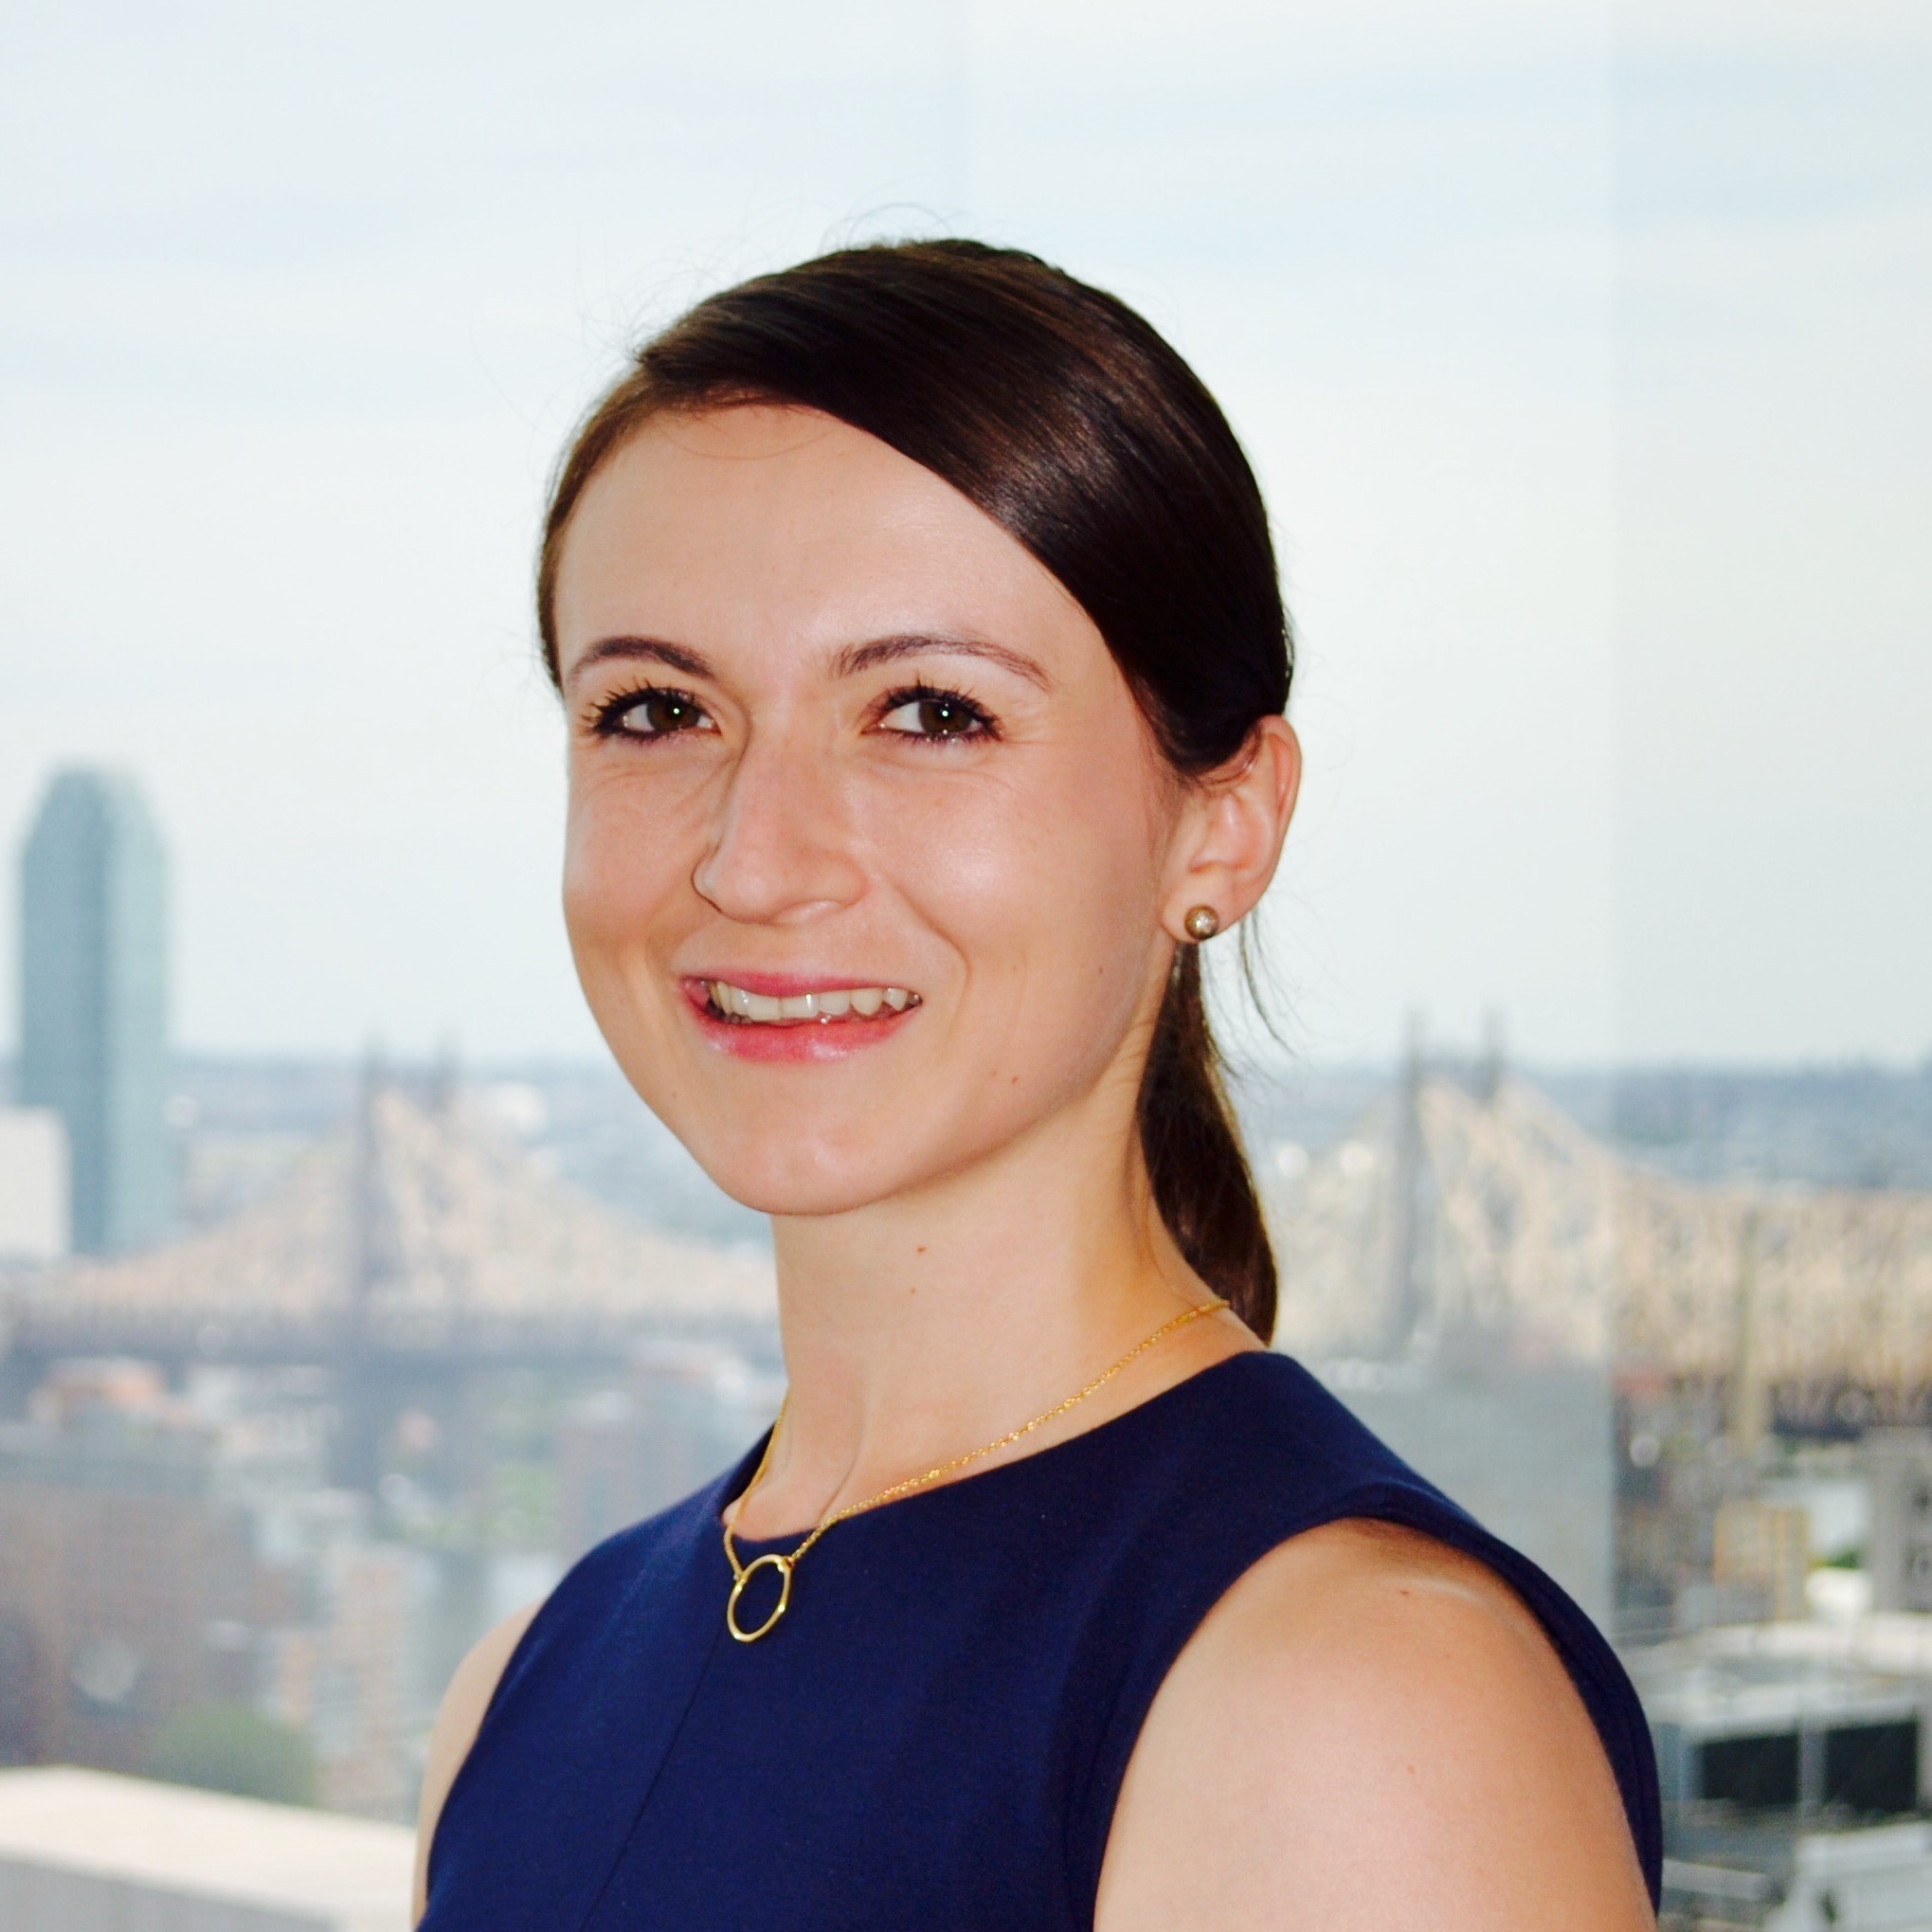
[1378,1012,1427,1358]
[332,1048,392,1493]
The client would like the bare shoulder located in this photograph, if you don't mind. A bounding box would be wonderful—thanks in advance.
[411,1598,545,1926]
[1095,1520,1653,1932]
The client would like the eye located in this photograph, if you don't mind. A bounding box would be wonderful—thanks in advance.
[593,687,717,739]
[876,687,996,742]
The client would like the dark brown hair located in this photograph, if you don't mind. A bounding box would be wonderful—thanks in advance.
[538,240,1292,1339]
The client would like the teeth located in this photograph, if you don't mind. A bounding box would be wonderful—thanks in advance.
[706,982,912,1024]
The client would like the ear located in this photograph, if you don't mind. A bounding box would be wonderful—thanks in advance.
[1159,716,1301,944]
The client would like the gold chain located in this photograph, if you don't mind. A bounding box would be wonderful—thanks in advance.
[720,1295,1230,1642]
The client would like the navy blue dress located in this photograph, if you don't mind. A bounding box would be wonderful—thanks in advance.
[425,1352,1661,1926]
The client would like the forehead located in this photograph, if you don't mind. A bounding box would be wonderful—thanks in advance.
[551,405,1094,679]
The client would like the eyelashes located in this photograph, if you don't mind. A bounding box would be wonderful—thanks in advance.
[585,685,714,740]
[873,682,1000,743]
[582,681,1002,746]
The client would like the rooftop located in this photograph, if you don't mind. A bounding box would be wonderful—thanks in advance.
[0,1767,410,1932]
[1631,1613,1932,1735]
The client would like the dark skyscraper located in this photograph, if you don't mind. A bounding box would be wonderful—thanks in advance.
[18,769,172,1254]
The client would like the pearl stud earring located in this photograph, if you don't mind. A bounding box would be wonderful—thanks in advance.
[1183,905,1221,942]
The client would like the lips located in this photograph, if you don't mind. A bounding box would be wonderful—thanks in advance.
[702,979,918,1024]
[679,973,922,1063]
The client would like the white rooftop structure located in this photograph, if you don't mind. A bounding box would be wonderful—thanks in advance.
[1772,1822,1932,1931]
[0,1767,411,1932]
[1633,1615,1932,1741]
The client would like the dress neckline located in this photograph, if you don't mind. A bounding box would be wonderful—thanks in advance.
[715,1345,1272,1554]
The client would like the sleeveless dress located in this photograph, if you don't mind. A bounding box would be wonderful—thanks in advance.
[424,1352,1661,1926]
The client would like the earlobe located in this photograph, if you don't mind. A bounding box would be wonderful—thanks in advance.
[1163,717,1299,941]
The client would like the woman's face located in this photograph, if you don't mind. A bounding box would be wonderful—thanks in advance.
[552,405,1200,1218]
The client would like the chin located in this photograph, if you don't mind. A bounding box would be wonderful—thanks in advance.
[682,1128,929,1220]
[593,998,962,1218]
[590,991,1097,1223]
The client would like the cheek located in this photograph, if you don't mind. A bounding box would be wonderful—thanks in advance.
[561,775,689,971]
[875,754,1165,1058]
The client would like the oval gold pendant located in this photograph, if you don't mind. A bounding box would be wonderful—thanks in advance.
[727,1551,793,1643]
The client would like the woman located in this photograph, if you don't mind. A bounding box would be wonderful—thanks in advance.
[415,241,1659,1929]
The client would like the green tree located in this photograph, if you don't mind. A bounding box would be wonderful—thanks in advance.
[146,1703,316,1806]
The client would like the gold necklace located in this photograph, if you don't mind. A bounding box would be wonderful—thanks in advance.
[720,1296,1230,1642]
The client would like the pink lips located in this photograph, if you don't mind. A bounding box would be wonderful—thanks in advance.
[678,975,919,1064]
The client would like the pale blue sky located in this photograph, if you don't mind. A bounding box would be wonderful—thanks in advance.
[1,0,1925,1066]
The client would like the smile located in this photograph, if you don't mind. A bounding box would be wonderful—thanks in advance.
[702,981,921,1025]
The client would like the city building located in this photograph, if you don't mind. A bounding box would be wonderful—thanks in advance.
[260,1536,412,1818]
[1320,1355,1616,1624]
[0,1361,412,1816]
[556,1341,781,1562]
[1634,1616,1932,1926]
[17,768,172,1254]
[1868,1429,1932,1614]
[1665,1823,1932,1930]
[1714,1499,1814,1625]
[0,1766,410,1931]
[0,1109,67,1264]
[0,1070,781,1823]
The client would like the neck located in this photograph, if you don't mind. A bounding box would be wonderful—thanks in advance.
[733,1087,1252,1539]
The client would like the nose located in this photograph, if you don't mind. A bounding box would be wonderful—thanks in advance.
[691,729,868,926]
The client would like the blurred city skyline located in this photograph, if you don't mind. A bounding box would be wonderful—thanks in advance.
[2,0,1926,1069]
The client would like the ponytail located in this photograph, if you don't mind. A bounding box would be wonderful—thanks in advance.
[1138,947,1276,1342]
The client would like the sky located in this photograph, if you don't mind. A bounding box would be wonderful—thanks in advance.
[1,0,1925,1070]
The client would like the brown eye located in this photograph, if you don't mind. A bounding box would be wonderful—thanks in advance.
[879,693,991,740]
[603,689,715,738]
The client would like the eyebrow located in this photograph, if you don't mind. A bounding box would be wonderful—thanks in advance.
[831,633,1052,691]
[566,636,715,690]
[567,631,1053,693]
